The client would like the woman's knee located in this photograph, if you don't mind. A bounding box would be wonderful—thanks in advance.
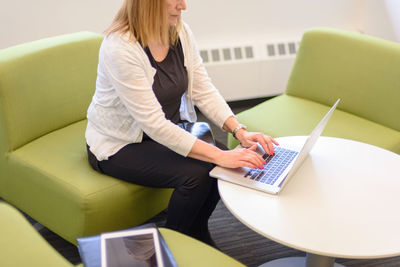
[177,161,214,191]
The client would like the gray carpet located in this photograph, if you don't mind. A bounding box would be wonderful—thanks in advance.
[3,100,400,266]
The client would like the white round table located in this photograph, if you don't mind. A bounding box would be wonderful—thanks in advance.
[218,136,400,267]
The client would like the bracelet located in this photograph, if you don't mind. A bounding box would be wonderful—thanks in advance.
[232,124,247,139]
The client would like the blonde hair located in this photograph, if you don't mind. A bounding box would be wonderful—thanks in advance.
[105,0,181,47]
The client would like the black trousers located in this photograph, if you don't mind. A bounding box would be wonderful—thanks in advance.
[87,136,223,242]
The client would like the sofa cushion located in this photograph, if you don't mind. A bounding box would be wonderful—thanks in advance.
[228,94,400,153]
[5,120,172,244]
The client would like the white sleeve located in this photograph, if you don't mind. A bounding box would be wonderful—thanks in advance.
[183,24,235,129]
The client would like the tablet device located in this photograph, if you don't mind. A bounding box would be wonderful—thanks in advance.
[101,228,164,267]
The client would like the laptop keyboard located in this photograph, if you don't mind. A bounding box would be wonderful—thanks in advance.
[244,146,298,185]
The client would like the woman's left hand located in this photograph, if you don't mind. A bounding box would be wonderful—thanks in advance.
[237,131,279,155]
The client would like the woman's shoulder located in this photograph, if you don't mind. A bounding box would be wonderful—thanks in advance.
[99,32,146,65]
[102,31,142,54]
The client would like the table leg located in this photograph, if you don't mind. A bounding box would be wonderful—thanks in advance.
[259,253,345,267]
[306,253,335,267]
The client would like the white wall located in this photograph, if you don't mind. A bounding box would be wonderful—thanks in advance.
[359,0,400,42]
[384,0,400,42]
[0,0,123,49]
[1,0,399,49]
[183,0,362,46]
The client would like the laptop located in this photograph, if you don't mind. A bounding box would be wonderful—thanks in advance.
[210,99,340,195]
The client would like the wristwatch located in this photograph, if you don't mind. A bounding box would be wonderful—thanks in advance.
[232,124,247,139]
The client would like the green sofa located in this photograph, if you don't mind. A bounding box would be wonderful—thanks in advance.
[228,27,400,153]
[0,32,173,244]
[0,202,245,267]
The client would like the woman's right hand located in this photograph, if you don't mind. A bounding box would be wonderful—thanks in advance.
[215,144,266,169]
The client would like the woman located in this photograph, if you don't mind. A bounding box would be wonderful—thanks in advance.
[86,0,278,246]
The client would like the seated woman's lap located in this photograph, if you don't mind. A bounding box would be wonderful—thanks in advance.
[96,138,215,189]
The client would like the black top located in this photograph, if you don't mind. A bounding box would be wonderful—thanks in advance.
[144,39,188,124]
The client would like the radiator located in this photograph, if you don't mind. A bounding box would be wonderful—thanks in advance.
[199,40,299,101]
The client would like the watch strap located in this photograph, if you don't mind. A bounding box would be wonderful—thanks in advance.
[232,124,246,139]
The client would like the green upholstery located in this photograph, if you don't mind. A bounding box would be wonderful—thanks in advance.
[228,28,400,153]
[160,228,245,267]
[0,32,172,244]
[0,202,81,267]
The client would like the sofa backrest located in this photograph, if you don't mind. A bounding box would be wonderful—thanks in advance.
[0,32,103,152]
[286,27,400,132]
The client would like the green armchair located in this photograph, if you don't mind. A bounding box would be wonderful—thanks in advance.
[228,27,400,153]
[0,202,245,267]
[0,32,172,244]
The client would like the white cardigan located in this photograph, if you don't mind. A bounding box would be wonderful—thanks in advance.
[86,22,234,161]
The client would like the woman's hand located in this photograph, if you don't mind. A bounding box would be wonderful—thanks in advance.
[236,130,279,156]
[188,140,266,169]
[222,116,279,156]
[215,144,266,169]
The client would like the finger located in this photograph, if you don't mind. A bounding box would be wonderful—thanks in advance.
[264,136,278,155]
[247,144,258,151]
[241,139,256,148]
[244,148,265,168]
[245,145,265,163]
[238,157,263,169]
[256,136,274,155]
[237,144,265,168]
[266,138,275,155]
[235,150,263,169]
[271,137,279,146]
[237,161,258,169]
[244,155,264,169]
